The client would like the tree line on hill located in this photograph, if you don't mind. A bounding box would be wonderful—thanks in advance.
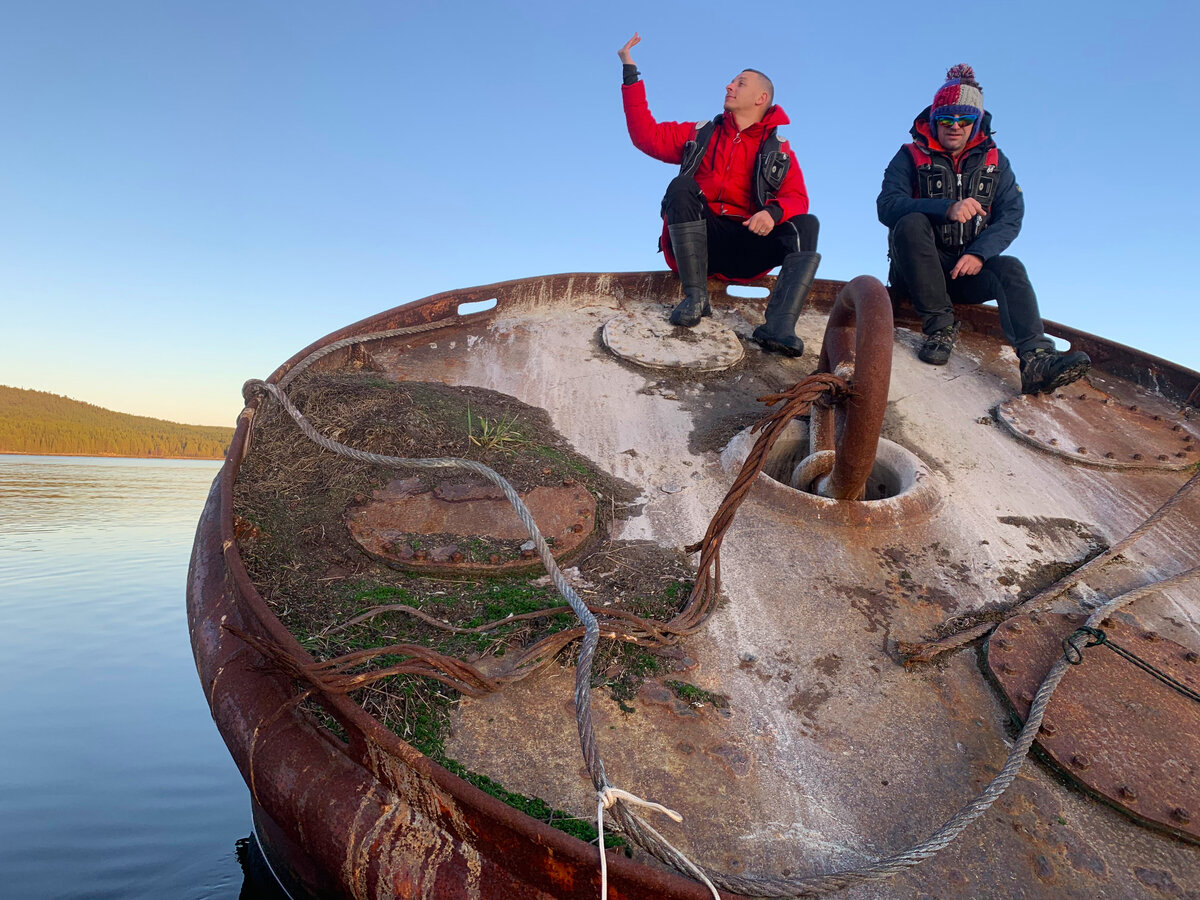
[0,385,233,459]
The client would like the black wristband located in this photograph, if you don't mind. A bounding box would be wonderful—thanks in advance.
[767,204,784,224]
[622,63,640,86]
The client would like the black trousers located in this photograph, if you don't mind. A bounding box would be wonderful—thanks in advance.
[662,175,819,281]
[888,212,1052,356]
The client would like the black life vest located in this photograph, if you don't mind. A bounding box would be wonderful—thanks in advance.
[906,143,1000,248]
[679,114,790,211]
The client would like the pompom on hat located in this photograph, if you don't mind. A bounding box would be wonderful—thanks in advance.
[931,64,984,138]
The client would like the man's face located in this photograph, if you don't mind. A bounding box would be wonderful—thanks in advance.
[935,116,976,155]
[724,71,766,116]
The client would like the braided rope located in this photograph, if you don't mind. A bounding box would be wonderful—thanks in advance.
[235,321,1192,897]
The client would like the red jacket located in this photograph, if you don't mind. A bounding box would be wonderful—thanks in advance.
[622,80,810,225]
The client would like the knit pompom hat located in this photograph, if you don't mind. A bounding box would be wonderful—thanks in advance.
[931,64,984,138]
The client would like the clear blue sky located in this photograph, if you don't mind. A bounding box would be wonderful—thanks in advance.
[2,1,1195,426]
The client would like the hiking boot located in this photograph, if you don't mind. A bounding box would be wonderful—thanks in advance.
[1019,348,1091,395]
[918,322,959,365]
[667,220,711,327]
[752,251,820,357]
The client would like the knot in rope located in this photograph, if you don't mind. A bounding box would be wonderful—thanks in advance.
[1063,626,1106,665]
[597,786,683,822]
[242,378,271,405]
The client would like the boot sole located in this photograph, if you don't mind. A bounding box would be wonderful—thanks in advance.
[753,334,804,358]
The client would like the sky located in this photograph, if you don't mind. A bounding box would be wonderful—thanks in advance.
[2,1,1196,427]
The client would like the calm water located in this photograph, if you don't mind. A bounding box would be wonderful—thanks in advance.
[0,455,283,899]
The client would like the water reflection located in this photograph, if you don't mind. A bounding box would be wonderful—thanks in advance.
[0,456,263,898]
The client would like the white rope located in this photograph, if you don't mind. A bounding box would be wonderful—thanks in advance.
[596,787,719,900]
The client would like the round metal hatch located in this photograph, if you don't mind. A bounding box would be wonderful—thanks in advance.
[602,307,744,371]
[996,382,1199,469]
[986,611,1200,843]
[344,476,596,573]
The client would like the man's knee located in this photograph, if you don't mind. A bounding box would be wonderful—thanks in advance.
[787,213,819,251]
[661,175,705,223]
[891,212,935,253]
[984,255,1030,284]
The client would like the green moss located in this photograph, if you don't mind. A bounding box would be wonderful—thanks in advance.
[440,759,625,848]
[666,680,729,709]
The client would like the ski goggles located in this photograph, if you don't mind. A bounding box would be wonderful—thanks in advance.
[934,115,978,129]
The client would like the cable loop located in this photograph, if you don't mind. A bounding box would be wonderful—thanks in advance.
[1062,626,1107,664]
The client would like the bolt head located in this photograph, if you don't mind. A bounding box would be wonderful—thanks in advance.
[1071,753,1091,769]
[1119,785,1138,801]
[1041,719,1058,735]
[1172,807,1192,824]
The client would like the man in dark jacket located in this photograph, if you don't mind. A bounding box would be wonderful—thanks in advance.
[620,33,820,357]
[877,64,1090,394]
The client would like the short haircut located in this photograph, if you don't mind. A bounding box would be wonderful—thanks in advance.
[742,68,774,106]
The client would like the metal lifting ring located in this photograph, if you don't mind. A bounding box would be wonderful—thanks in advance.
[808,275,894,500]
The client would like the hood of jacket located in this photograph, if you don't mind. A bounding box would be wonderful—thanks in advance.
[908,105,994,156]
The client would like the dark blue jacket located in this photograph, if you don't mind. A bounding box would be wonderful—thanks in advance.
[876,106,1023,261]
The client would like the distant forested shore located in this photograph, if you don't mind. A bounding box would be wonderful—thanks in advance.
[0,386,232,459]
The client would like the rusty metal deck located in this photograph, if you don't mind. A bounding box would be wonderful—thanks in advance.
[190,271,1200,899]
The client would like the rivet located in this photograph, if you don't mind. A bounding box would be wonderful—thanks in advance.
[562,477,575,486]
[1174,424,1184,432]
[1104,452,1116,459]
[1143,631,1162,642]
[414,549,428,561]
[1078,393,1087,400]
[1029,613,1043,625]
[1186,434,1196,442]
[999,662,1015,674]
[1020,690,1034,703]
[995,637,1012,650]
[1077,447,1088,454]
[520,548,537,560]
[1049,438,1059,446]
[1153,414,1162,421]
[1102,398,1112,405]
[489,554,501,565]
[1129,405,1139,411]
[1101,618,1114,628]
[572,523,584,533]
[1132,453,1144,461]
[450,551,464,563]
[1157,454,1170,461]
[1041,719,1058,735]
[1119,785,1138,802]
[1071,753,1091,770]
[1172,807,1192,824]
[1009,621,1024,634]
[1026,428,1036,436]
[1184,651,1199,663]
[1177,452,1188,458]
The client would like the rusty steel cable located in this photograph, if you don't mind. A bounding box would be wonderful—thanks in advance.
[229,316,1175,898]
[902,467,1200,666]
[236,353,851,895]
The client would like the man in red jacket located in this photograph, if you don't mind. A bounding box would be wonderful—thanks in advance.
[619,33,819,356]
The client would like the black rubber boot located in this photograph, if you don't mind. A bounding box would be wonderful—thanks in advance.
[667,221,711,327]
[752,251,820,357]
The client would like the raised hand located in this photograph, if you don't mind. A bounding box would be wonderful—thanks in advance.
[618,33,641,65]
